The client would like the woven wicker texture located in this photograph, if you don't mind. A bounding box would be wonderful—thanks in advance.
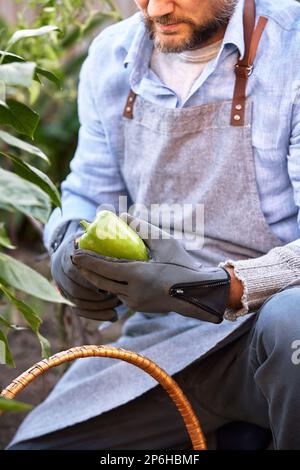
[1,345,207,450]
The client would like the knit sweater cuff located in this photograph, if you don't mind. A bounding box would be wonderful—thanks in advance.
[218,245,300,321]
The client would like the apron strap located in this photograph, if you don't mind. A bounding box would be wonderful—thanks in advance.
[123,89,137,119]
[231,0,268,126]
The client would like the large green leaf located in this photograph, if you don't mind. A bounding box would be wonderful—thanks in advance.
[0,397,32,412]
[0,152,61,209]
[8,25,59,48]
[0,168,51,223]
[0,130,49,163]
[0,99,39,139]
[0,222,15,249]
[0,252,73,305]
[0,284,51,358]
[0,329,15,367]
[0,62,36,88]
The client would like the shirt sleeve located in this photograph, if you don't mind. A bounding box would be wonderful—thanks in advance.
[43,39,128,252]
[287,88,300,248]
[219,89,300,321]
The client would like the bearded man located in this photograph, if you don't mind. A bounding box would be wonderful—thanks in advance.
[8,0,300,450]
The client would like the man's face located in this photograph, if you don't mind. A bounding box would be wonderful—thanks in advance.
[134,0,238,52]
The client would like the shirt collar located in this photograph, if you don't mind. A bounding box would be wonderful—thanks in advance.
[123,0,246,70]
[123,12,151,69]
[222,0,246,60]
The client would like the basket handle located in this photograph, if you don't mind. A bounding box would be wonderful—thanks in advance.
[1,345,207,450]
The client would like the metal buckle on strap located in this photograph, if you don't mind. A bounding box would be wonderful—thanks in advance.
[235,64,254,78]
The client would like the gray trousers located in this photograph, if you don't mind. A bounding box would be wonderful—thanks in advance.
[9,286,300,450]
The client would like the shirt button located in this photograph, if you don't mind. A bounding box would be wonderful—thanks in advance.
[235,104,242,110]
[234,114,241,121]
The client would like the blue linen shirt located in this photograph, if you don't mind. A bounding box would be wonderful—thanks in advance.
[44,0,300,252]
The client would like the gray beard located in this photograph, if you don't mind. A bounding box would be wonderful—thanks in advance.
[144,0,239,53]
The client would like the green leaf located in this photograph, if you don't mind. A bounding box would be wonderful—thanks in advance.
[0,51,25,64]
[0,397,32,412]
[0,252,74,306]
[36,67,61,89]
[0,329,15,367]
[0,99,39,139]
[0,62,36,88]
[0,168,51,223]
[0,284,51,358]
[8,26,60,48]
[0,222,16,249]
[0,130,49,163]
[0,152,61,209]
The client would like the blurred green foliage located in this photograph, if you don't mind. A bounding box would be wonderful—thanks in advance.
[1,0,122,186]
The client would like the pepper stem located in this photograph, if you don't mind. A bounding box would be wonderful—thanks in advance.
[80,220,90,232]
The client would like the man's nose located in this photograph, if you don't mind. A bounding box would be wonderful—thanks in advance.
[147,0,175,18]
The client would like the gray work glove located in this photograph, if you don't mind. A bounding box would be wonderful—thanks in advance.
[50,220,120,321]
[71,214,231,324]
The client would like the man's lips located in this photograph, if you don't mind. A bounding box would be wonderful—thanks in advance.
[156,22,184,32]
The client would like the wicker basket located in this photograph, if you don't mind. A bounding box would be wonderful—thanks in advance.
[1,345,207,450]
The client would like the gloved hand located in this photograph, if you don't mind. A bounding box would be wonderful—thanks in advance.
[71,214,231,324]
[50,219,121,321]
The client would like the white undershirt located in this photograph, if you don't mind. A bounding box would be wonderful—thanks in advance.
[150,40,223,103]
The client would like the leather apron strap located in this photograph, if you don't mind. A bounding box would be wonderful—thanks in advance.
[123,0,268,126]
[231,0,268,126]
[124,90,137,120]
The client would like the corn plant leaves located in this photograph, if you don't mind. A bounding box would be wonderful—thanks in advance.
[0,284,51,359]
[0,168,51,223]
[0,222,16,249]
[0,329,15,367]
[0,252,73,306]
[8,26,60,48]
[0,397,32,412]
[0,62,36,88]
[0,130,49,163]
[0,152,61,209]
[0,99,39,139]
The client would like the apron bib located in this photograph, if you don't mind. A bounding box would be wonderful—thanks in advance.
[121,98,283,268]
